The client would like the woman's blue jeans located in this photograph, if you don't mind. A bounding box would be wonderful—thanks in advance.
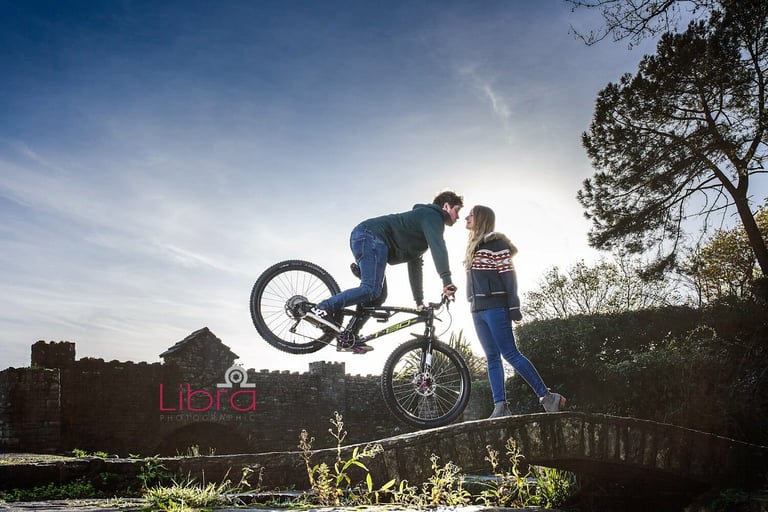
[318,224,388,312]
[472,307,548,403]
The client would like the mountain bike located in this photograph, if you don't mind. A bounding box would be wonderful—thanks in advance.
[249,259,471,428]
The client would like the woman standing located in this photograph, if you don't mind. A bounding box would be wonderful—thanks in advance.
[464,205,566,418]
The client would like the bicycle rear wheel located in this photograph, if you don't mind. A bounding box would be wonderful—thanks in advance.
[381,338,471,428]
[250,260,342,354]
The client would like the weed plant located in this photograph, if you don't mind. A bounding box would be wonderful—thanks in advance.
[72,448,110,458]
[298,411,395,506]
[0,477,98,502]
[142,466,256,511]
[296,411,573,509]
[136,455,174,490]
[478,439,573,508]
[420,454,471,506]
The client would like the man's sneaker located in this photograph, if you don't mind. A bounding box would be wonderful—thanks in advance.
[337,336,374,353]
[540,391,566,413]
[304,307,341,333]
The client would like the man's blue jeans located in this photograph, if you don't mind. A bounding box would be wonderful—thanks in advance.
[472,307,548,403]
[318,224,388,312]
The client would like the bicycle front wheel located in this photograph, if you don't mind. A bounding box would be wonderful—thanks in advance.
[381,338,471,428]
[250,260,342,354]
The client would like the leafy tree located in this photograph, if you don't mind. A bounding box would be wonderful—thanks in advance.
[523,255,681,320]
[576,0,768,280]
[682,200,768,303]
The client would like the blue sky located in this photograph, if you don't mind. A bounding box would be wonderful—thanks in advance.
[1,1,729,374]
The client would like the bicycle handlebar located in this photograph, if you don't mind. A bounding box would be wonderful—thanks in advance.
[427,290,455,311]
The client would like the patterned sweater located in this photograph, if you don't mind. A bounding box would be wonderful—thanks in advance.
[465,232,521,317]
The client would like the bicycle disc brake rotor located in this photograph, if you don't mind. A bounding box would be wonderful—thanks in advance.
[411,371,435,397]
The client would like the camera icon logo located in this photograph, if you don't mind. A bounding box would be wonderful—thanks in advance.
[217,364,255,388]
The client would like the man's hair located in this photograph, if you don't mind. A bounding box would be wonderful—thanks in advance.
[432,190,464,208]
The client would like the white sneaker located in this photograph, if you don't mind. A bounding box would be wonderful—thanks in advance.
[304,307,341,333]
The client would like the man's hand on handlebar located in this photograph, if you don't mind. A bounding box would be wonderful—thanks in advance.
[415,285,456,310]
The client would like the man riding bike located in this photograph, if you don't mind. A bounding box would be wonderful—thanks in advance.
[304,190,464,351]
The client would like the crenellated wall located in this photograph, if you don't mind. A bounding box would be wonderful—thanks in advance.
[0,328,471,456]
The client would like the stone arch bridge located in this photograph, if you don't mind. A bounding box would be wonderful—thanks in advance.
[2,412,766,496]
[215,412,767,490]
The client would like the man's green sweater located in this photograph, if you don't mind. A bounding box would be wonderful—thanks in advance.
[360,203,452,305]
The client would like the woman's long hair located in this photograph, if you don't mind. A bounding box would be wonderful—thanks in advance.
[464,205,496,270]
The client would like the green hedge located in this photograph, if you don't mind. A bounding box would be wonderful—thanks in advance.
[505,299,768,445]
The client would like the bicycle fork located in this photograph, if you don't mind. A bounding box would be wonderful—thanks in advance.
[412,339,436,397]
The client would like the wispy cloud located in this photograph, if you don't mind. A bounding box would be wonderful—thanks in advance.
[459,66,514,133]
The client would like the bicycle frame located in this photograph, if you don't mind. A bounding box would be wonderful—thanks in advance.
[251,259,471,428]
[336,300,447,346]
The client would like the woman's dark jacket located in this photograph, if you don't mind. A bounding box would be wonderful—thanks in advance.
[466,232,522,320]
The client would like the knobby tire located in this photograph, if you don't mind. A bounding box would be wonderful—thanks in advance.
[381,338,471,428]
[250,260,341,354]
